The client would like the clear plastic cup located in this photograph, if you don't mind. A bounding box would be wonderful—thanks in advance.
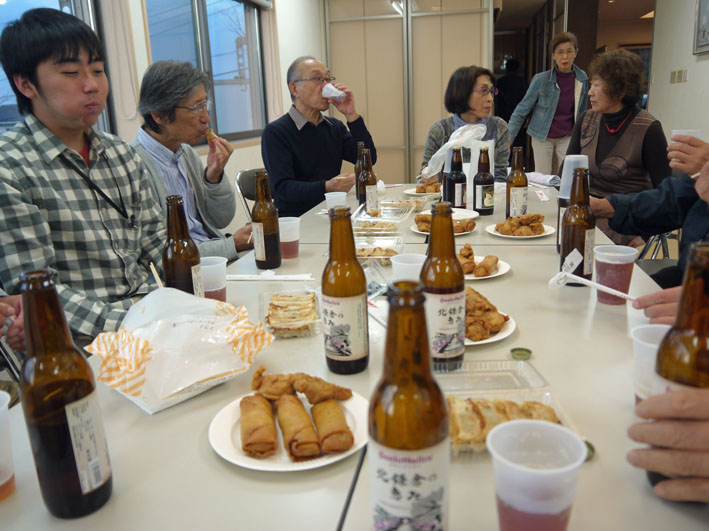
[200,256,227,302]
[0,390,14,502]
[630,324,671,403]
[324,192,347,210]
[671,129,701,139]
[593,245,638,305]
[487,419,587,531]
[278,217,300,259]
[558,155,589,200]
[390,254,427,282]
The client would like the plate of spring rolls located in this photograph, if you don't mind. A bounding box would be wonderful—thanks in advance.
[464,257,510,280]
[209,389,368,472]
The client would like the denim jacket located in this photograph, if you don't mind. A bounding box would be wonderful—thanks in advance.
[507,65,588,142]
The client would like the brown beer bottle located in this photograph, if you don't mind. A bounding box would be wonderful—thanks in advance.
[19,270,112,518]
[163,195,203,296]
[506,146,528,218]
[368,281,449,528]
[355,141,366,205]
[359,148,379,216]
[559,168,595,282]
[444,146,466,208]
[251,170,282,269]
[420,201,466,369]
[321,206,369,374]
[648,242,709,486]
[473,146,494,216]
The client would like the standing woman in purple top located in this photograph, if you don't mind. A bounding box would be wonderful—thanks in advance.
[507,32,588,175]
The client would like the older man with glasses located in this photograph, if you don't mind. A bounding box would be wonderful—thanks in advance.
[133,60,253,261]
[261,56,377,217]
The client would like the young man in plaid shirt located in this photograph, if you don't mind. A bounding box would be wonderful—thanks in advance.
[0,8,165,341]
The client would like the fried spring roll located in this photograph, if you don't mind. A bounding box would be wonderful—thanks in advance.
[311,399,354,453]
[240,395,277,458]
[276,394,321,460]
[474,255,499,277]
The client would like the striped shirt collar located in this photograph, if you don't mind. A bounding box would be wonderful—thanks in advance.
[288,105,328,131]
[24,113,104,164]
[137,126,184,166]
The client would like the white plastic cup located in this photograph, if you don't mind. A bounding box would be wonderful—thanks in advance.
[630,324,671,403]
[487,419,587,531]
[593,245,638,305]
[0,390,14,502]
[390,254,427,282]
[671,129,701,139]
[324,192,347,210]
[278,217,300,259]
[558,155,589,200]
[200,256,227,302]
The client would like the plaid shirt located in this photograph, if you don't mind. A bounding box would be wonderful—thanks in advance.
[0,115,166,337]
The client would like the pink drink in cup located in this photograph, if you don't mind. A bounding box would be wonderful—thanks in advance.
[278,217,300,259]
[593,245,638,305]
[487,420,587,531]
[200,256,227,302]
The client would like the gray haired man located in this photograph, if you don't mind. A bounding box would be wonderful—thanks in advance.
[133,60,252,260]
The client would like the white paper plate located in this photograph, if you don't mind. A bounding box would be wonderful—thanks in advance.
[464,313,516,346]
[208,392,368,472]
[410,224,476,237]
[403,187,441,197]
[419,207,480,220]
[463,257,511,280]
[485,224,555,239]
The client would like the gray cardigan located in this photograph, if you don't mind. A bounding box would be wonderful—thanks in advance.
[131,139,241,260]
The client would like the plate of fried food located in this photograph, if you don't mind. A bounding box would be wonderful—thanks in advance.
[464,286,515,345]
[411,212,477,236]
[209,366,367,472]
[404,182,442,196]
[456,243,511,280]
[486,214,554,238]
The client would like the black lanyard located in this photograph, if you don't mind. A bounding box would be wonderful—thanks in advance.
[62,153,137,229]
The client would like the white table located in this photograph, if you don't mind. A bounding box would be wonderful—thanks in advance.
[3,197,708,529]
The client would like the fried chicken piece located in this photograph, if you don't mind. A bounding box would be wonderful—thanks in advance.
[480,310,508,333]
[251,365,295,400]
[465,315,491,341]
[453,220,465,233]
[528,222,545,235]
[513,226,533,236]
[414,213,432,233]
[291,373,352,404]
[519,213,544,225]
[464,287,508,342]
[495,217,520,235]
[465,286,497,314]
[458,243,474,259]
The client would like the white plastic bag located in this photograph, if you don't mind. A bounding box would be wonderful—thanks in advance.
[421,123,487,180]
[87,288,273,414]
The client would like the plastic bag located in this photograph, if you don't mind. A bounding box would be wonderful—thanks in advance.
[86,288,273,414]
[421,123,487,180]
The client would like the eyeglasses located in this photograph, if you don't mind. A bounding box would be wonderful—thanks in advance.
[472,86,498,97]
[175,99,213,115]
[554,48,577,57]
[293,76,336,85]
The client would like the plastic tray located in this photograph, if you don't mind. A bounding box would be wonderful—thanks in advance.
[434,360,548,391]
[351,201,414,224]
[259,288,321,339]
[354,234,404,266]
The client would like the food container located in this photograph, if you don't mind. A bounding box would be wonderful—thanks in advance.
[361,259,391,301]
[351,202,412,234]
[354,234,404,266]
[259,288,321,339]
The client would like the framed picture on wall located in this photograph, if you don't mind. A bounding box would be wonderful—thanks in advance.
[695,0,709,55]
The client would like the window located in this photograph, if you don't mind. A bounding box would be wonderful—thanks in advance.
[0,0,105,134]
[145,0,267,141]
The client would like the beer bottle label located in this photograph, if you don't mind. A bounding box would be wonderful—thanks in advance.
[583,229,595,276]
[651,373,697,395]
[366,185,379,216]
[252,222,266,261]
[369,438,450,530]
[475,184,494,210]
[191,263,204,297]
[65,390,112,494]
[424,291,465,359]
[509,187,528,217]
[453,183,466,208]
[322,294,369,361]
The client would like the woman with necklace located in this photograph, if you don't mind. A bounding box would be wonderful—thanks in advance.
[421,65,510,182]
[566,48,670,246]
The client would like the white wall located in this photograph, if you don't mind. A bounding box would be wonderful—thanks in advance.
[596,19,653,50]
[649,0,709,138]
[273,0,326,112]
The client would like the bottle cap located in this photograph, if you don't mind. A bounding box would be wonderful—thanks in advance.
[510,347,531,360]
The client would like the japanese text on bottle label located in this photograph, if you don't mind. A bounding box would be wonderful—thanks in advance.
[453,183,466,208]
[424,291,465,359]
[475,184,494,209]
[583,229,595,275]
[65,391,112,494]
[509,187,528,216]
[321,294,369,361]
[252,223,265,260]
[191,264,204,297]
[369,438,449,531]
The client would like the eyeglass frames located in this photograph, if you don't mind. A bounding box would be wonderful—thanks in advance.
[293,76,336,85]
[175,99,213,115]
[472,86,499,97]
